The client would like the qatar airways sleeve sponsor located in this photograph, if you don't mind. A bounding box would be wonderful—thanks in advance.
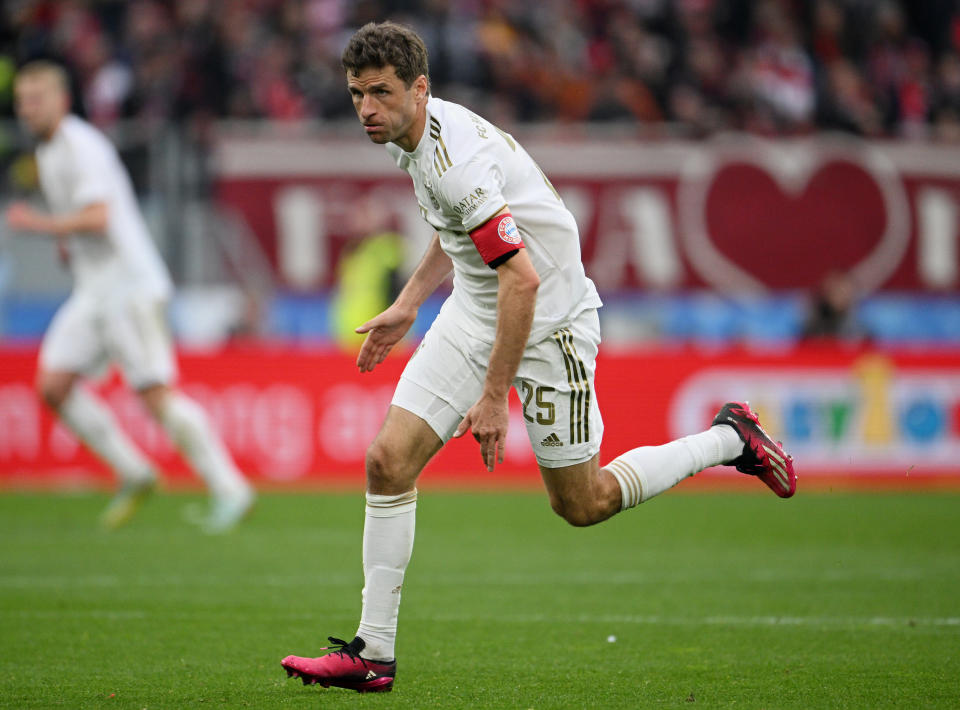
[437,158,506,233]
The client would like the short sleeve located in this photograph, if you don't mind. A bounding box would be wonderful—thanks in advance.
[437,156,507,233]
[68,134,112,207]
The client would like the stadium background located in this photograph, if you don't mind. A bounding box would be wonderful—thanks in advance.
[1,0,959,489]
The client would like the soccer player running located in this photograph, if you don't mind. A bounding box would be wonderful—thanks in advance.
[4,61,255,533]
[282,22,796,693]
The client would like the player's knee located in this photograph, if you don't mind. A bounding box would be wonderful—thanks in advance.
[36,374,71,410]
[365,440,411,493]
[561,506,603,527]
[558,508,596,527]
[549,495,603,528]
[137,384,171,421]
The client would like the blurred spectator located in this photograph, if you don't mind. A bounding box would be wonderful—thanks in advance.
[741,0,816,133]
[817,58,883,136]
[802,270,869,342]
[78,32,132,126]
[0,0,958,137]
[331,196,405,352]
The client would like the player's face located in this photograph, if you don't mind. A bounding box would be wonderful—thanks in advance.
[347,65,426,151]
[14,75,68,140]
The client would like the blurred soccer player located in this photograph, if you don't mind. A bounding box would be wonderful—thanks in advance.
[4,61,254,533]
[282,22,796,692]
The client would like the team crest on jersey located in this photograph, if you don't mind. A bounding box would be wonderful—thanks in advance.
[453,187,487,218]
[498,215,521,244]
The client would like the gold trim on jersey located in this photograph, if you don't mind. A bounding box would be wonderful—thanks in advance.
[552,328,590,445]
[538,165,561,201]
[472,203,508,230]
[433,146,452,176]
[494,126,516,152]
[429,116,453,177]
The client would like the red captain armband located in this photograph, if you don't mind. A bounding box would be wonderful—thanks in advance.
[468,212,525,267]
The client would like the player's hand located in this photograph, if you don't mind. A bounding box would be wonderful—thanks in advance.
[453,393,509,472]
[355,304,417,373]
[4,202,46,233]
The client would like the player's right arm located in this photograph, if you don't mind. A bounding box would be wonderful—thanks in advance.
[355,231,451,373]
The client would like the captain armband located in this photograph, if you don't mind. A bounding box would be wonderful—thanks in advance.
[468,212,525,268]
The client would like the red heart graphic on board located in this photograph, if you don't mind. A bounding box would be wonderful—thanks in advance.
[678,138,911,293]
[705,162,885,288]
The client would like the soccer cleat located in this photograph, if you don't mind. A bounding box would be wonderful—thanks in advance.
[201,487,255,534]
[282,636,396,693]
[712,401,796,498]
[99,475,157,529]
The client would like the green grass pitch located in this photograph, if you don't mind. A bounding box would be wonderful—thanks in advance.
[1,489,958,709]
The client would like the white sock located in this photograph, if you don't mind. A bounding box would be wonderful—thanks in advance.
[59,387,154,484]
[356,489,417,662]
[159,392,249,499]
[606,425,743,509]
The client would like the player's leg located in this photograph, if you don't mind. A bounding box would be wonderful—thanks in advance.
[538,454,618,526]
[539,422,745,526]
[282,404,443,692]
[106,294,254,531]
[138,384,254,532]
[38,297,157,527]
[603,400,801,506]
[37,369,156,487]
[525,309,793,525]
[541,409,793,524]
[599,423,746,512]
[357,404,443,656]
[283,308,479,692]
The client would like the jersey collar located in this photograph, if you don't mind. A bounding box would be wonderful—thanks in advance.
[398,98,437,159]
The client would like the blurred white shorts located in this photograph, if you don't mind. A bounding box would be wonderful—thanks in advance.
[392,304,603,469]
[40,291,176,390]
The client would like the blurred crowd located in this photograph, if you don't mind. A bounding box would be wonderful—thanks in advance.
[1,0,960,138]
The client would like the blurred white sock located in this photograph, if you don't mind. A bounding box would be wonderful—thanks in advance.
[159,392,249,499]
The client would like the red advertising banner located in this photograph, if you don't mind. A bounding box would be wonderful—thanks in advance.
[214,134,960,293]
[2,344,959,489]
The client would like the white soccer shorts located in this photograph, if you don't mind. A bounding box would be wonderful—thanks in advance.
[392,304,603,468]
[40,291,176,390]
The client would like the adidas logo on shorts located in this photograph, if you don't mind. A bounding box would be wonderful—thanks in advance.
[540,433,564,447]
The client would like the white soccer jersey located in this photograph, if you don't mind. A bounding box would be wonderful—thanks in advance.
[386,97,602,344]
[35,115,172,300]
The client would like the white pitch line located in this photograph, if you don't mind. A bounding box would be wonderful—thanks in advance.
[3,609,149,620]
[409,611,960,631]
[0,573,359,588]
[3,608,956,633]
[1,566,954,588]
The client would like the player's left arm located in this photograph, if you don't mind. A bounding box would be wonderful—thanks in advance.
[5,201,108,237]
[454,207,540,472]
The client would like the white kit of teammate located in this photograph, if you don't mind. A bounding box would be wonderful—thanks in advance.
[5,61,254,532]
[37,115,176,385]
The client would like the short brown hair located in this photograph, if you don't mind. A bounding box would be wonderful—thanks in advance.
[17,59,70,92]
[342,21,430,91]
